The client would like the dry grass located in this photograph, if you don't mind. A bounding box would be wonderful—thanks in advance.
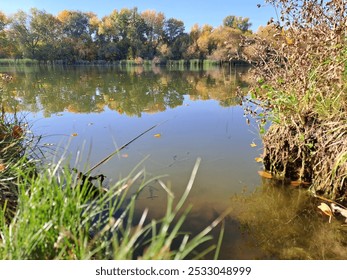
[241,0,347,201]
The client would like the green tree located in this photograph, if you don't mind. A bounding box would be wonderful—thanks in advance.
[0,11,7,31]
[30,9,62,62]
[98,8,147,60]
[9,10,42,58]
[0,11,11,58]
[223,15,252,32]
[164,18,185,44]
[141,10,165,59]
[126,7,147,59]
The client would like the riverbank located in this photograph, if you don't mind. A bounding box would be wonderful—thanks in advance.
[0,58,248,68]
[243,1,347,202]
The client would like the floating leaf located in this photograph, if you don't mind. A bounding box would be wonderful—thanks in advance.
[289,180,302,187]
[154,133,161,138]
[250,142,257,147]
[257,170,272,179]
[71,133,78,137]
[318,202,333,223]
[121,153,129,158]
[254,157,263,162]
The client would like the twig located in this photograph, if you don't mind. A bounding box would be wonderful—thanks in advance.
[314,194,347,210]
[86,120,167,174]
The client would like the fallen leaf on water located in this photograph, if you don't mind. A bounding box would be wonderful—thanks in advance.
[257,170,272,179]
[254,157,263,162]
[121,153,129,158]
[71,133,78,137]
[290,180,302,187]
[0,163,6,171]
[318,202,333,223]
[250,142,257,147]
[154,133,161,138]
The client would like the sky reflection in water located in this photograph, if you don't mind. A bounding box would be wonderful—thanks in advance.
[1,65,265,258]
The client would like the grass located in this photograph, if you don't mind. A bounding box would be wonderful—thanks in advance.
[0,154,225,259]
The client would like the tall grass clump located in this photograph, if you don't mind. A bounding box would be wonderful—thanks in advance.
[0,73,40,223]
[241,0,347,201]
[0,156,225,259]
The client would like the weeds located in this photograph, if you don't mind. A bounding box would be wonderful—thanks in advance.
[241,0,347,201]
[0,156,225,259]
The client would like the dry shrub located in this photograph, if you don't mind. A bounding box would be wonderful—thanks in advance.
[241,1,347,201]
[0,74,38,222]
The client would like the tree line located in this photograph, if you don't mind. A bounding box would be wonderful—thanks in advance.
[0,8,252,64]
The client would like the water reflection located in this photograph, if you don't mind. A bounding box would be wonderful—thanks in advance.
[229,179,347,259]
[1,65,266,259]
[0,65,248,117]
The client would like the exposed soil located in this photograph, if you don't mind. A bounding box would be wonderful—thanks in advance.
[262,110,347,202]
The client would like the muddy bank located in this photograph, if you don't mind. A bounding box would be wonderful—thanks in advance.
[262,111,347,202]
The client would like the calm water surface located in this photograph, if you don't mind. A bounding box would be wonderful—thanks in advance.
[0,65,297,259]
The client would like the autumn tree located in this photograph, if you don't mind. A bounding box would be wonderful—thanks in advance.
[57,10,97,61]
[209,26,243,61]
[186,24,215,59]
[0,11,11,57]
[0,8,253,63]
[160,18,187,59]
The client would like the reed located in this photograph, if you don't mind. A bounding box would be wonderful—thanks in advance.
[0,59,39,66]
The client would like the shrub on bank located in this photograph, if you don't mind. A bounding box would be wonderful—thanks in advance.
[241,0,347,201]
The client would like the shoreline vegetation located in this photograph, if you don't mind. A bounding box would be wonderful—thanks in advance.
[0,8,252,66]
[241,1,347,203]
[0,58,246,67]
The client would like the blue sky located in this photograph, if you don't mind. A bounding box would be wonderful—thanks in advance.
[1,0,276,32]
